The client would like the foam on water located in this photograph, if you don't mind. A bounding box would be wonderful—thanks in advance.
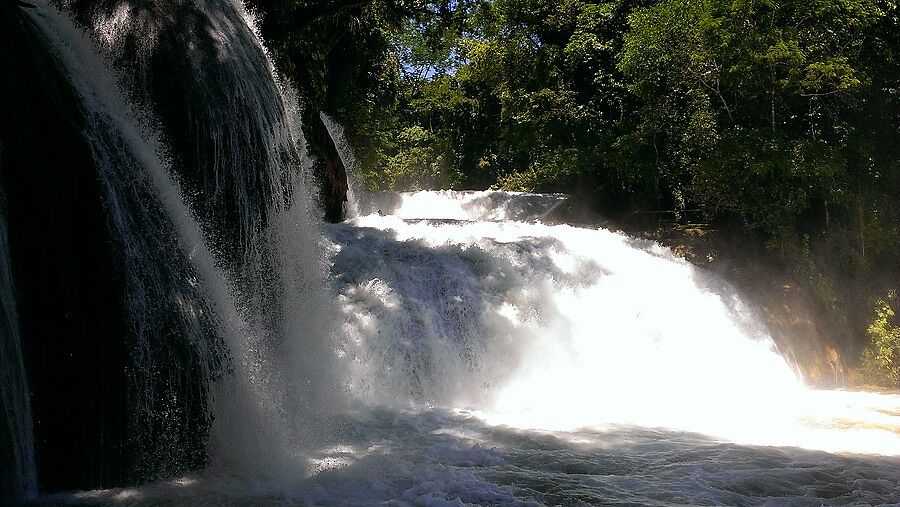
[331,193,900,457]
[43,186,900,504]
[19,1,899,500]
[59,407,900,505]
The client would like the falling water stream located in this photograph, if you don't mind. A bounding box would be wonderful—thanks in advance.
[8,1,900,505]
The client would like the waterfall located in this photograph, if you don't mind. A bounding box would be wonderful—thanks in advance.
[329,190,806,441]
[19,0,233,485]
[0,0,337,494]
[4,0,900,503]
[29,187,900,504]
[79,0,305,260]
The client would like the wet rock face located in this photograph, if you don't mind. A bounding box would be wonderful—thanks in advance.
[68,0,301,260]
[305,108,348,223]
[0,5,216,492]
[1,8,127,491]
[2,0,324,495]
[243,0,351,223]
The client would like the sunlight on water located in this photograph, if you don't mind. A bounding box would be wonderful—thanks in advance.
[43,170,900,506]
[20,0,898,501]
[385,189,568,222]
[339,190,900,458]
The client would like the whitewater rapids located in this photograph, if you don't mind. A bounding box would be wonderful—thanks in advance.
[14,0,895,502]
[61,190,899,505]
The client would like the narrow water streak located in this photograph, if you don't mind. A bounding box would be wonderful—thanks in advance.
[0,213,37,500]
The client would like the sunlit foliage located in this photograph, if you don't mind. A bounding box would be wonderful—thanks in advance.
[861,291,900,387]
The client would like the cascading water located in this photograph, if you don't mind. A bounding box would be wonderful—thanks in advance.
[3,0,334,496]
[330,192,896,452]
[76,0,304,258]
[322,113,365,219]
[3,0,899,504]
[20,0,244,482]
[58,189,900,505]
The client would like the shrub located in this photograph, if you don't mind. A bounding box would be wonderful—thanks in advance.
[860,290,900,388]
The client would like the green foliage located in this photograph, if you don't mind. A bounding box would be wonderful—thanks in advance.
[775,233,839,311]
[695,132,845,232]
[253,0,899,263]
[861,291,900,387]
[379,126,462,190]
[496,148,580,192]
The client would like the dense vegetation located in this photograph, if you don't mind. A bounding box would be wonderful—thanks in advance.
[253,0,900,387]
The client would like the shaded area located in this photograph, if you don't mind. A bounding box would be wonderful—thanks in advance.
[67,0,300,261]
[0,4,219,493]
[245,0,357,222]
[0,148,36,502]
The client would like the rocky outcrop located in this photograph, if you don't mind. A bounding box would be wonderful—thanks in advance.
[245,0,351,223]
[304,105,349,223]
[68,0,302,260]
[0,3,220,493]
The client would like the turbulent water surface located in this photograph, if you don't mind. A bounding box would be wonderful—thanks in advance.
[54,191,900,505]
[8,2,899,504]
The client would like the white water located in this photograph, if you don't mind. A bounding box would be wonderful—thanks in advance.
[55,190,900,505]
[333,192,899,455]
[353,189,568,222]
[23,0,337,485]
[20,2,900,503]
